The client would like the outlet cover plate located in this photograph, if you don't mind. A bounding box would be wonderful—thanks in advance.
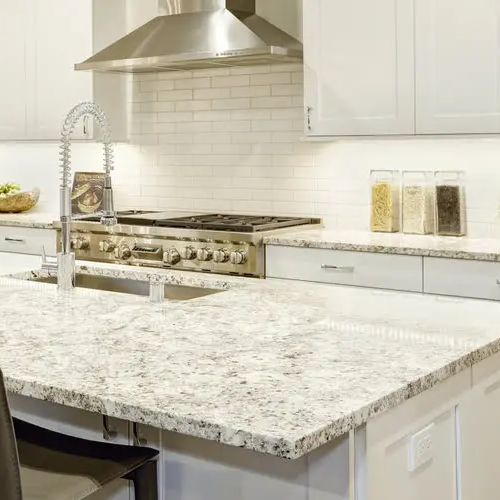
[408,423,435,472]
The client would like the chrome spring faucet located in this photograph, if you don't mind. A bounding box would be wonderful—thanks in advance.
[42,102,117,291]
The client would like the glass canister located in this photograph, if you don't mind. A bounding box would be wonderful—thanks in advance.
[434,171,466,236]
[402,171,434,235]
[370,170,400,233]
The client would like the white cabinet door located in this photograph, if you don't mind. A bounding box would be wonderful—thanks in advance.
[303,0,415,136]
[0,227,56,256]
[0,0,29,139]
[415,0,500,134]
[27,0,93,140]
[9,394,131,500]
[423,257,500,301]
[460,352,500,500]
[266,245,424,292]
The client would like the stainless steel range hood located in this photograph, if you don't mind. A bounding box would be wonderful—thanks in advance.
[75,0,303,73]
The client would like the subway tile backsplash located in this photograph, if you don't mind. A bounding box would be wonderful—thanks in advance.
[2,63,500,238]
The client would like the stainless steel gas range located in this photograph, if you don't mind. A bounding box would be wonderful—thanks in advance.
[53,211,321,277]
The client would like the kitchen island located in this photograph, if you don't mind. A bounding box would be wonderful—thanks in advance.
[1,266,500,499]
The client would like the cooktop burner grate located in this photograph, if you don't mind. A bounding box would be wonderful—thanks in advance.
[78,212,316,232]
[154,214,314,232]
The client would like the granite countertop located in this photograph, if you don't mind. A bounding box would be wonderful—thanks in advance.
[264,229,500,262]
[0,211,56,229]
[1,263,500,459]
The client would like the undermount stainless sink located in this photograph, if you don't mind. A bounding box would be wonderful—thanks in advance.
[29,274,224,301]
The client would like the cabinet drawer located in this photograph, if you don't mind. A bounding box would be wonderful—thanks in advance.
[0,226,55,255]
[424,257,500,301]
[266,246,423,292]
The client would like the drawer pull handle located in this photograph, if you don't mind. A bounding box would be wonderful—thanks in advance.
[5,237,25,243]
[497,279,500,285]
[321,264,354,273]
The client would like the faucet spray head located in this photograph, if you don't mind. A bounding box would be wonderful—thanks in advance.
[101,175,116,226]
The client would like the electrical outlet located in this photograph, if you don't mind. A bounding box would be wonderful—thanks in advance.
[408,423,435,472]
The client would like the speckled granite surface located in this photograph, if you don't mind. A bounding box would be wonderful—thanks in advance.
[2,265,500,458]
[0,211,56,229]
[264,229,500,262]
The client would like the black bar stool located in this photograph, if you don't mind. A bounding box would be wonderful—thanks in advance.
[0,369,159,500]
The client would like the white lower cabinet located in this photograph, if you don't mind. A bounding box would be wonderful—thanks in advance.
[8,394,131,500]
[460,352,500,500]
[424,257,500,301]
[0,227,56,256]
[266,246,423,293]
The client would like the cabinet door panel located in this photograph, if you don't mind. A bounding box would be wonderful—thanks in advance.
[0,227,56,256]
[304,0,415,136]
[0,0,29,139]
[416,0,500,134]
[266,245,423,292]
[27,0,92,139]
[423,257,500,301]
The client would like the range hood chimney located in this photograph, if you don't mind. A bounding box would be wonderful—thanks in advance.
[75,0,303,73]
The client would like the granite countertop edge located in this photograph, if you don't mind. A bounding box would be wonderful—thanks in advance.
[264,232,500,262]
[3,343,495,459]
[0,213,56,230]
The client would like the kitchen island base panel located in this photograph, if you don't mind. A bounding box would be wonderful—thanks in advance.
[5,360,496,500]
[366,368,469,500]
[7,394,351,500]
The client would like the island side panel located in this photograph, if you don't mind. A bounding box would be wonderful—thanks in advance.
[307,432,351,500]
[365,368,470,500]
[154,428,352,500]
[159,429,308,500]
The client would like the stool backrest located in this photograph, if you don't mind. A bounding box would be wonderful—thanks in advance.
[0,369,22,500]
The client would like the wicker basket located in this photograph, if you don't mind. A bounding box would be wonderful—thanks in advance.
[0,188,40,213]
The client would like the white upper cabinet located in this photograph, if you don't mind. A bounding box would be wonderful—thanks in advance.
[26,0,93,140]
[0,0,128,141]
[415,0,500,134]
[303,0,415,136]
[0,0,30,139]
[304,0,500,137]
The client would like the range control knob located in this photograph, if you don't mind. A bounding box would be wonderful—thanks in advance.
[71,237,90,250]
[164,248,181,265]
[180,246,196,261]
[115,244,132,260]
[196,247,213,262]
[230,250,247,265]
[213,248,230,263]
[99,240,116,253]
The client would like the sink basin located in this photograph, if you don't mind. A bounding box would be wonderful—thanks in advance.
[28,273,224,301]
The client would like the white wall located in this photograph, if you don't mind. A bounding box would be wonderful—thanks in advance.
[257,0,303,41]
[1,0,500,239]
[3,64,500,239]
